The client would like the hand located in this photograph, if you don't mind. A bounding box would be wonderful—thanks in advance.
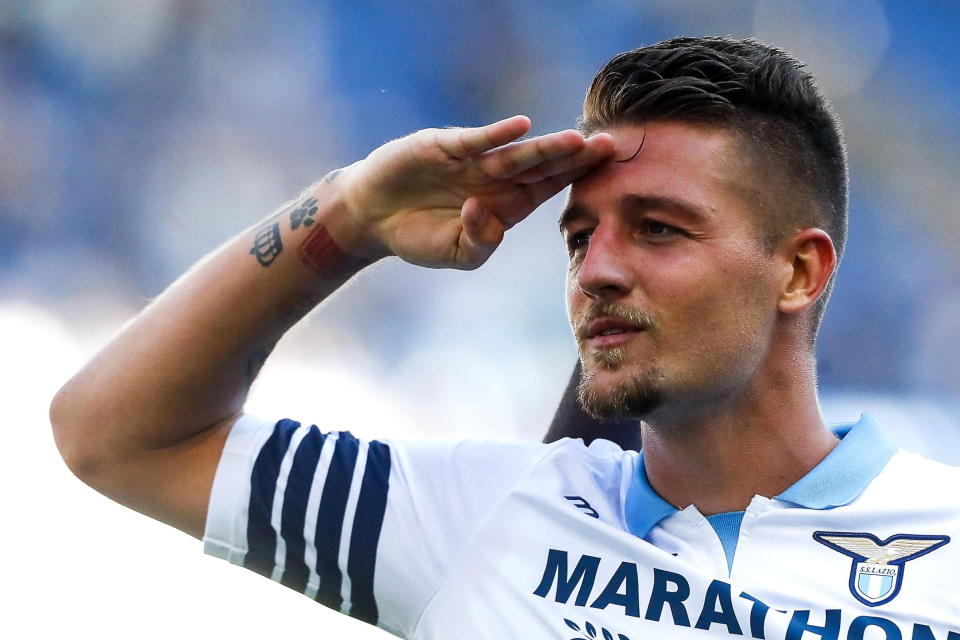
[335,116,615,270]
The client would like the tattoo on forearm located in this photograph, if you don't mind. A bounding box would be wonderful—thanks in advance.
[298,223,368,278]
[290,197,318,230]
[250,222,283,267]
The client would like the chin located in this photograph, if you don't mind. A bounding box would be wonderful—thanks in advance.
[576,356,664,420]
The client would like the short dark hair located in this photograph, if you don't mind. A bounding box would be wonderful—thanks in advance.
[580,36,847,335]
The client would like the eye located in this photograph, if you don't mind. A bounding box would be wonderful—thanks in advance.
[643,220,681,237]
[566,230,592,254]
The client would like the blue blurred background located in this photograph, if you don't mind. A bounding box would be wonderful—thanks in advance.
[2,2,959,637]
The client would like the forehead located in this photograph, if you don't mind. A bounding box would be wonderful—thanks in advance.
[563,121,755,228]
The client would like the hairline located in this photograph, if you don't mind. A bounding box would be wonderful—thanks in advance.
[579,115,824,246]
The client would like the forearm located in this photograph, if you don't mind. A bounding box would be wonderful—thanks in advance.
[51,174,379,466]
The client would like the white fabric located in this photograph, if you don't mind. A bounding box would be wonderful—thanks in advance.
[204,416,960,639]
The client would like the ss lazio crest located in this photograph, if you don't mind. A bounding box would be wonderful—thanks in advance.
[813,531,949,607]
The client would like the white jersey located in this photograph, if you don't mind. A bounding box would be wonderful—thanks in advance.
[204,414,960,639]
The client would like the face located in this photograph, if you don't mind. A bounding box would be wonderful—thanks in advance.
[561,121,783,421]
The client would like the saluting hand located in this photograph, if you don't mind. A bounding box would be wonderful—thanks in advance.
[335,116,615,270]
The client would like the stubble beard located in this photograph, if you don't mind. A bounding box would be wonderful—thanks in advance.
[576,348,664,420]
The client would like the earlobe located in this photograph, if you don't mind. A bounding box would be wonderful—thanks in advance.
[777,229,837,314]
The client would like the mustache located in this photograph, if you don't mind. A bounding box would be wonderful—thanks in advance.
[573,303,656,340]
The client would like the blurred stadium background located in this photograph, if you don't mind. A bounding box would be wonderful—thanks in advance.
[3,1,959,638]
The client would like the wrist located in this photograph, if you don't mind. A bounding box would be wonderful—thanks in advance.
[288,169,389,282]
[302,168,390,266]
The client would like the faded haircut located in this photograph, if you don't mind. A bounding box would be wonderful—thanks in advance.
[579,36,848,337]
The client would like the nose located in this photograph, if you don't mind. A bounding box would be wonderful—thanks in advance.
[574,224,633,299]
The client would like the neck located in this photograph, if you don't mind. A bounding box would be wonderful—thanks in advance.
[640,350,837,516]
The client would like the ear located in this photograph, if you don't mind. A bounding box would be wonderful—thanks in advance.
[777,228,837,315]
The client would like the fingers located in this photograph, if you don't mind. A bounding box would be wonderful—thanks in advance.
[514,133,617,209]
[458,198,505,269]
[460,133,617,241]
[437,115,532,159]
[435,120,611,186]
[477,129,588,179]
[512,132,616,184]
[521,164,602,210]
[426,125,615,270]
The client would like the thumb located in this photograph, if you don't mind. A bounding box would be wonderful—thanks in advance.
[457,198,505,269]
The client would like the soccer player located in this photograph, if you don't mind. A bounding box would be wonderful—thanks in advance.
[51,37,960,638]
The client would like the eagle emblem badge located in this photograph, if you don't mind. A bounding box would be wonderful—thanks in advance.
[813,531,949,607]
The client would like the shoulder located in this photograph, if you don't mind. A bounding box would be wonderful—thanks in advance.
[384,435,637,494]
[520,436,639,491]
[866,449,960,516]
[384,434,630,472]
[544,435,634,462]
[883,448,960,484]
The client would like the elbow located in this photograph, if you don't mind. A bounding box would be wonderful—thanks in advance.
[49,382,108,485]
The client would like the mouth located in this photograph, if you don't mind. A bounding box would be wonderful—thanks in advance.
[587,330,641,348]
[580,317,647,349]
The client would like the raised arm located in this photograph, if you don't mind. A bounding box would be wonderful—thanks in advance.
[50,116,615,539]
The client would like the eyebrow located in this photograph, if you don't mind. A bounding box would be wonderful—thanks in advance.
[558,194,711,233]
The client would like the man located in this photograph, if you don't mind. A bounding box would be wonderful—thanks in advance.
[51,37,960,638]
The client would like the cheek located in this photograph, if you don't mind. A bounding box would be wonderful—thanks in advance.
[658,251,776,343]
[565,272,583,322]
[704,262,779,355]
[640,252,710,315]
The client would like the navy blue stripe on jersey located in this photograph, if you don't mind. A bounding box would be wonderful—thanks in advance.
[313,431,360,609]
[243,419,300,577]
[279,426,326,592]
[347,440,392,624]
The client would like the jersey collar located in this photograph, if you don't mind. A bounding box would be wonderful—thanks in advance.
[624,413,897,539]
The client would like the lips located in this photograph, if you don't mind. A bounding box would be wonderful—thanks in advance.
[590,332,637,348]
[582,317,646,340]
[578,316,646,349]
